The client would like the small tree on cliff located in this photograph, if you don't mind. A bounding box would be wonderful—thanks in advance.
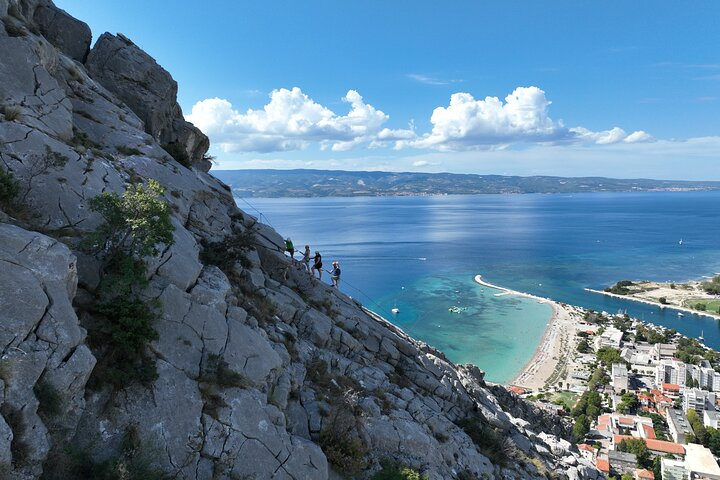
[84,179,175,388]
[87,179,173,263]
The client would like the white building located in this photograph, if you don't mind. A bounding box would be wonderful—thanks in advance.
[596,327,624,349]
[612,363,629,393]
[705,410,720,429]
[656,359,689,387]
[667,408,693,444]
[695,367,720,393]
[662,444,720,480]
[684,388,717,414]
[685,443,720,479]
[662,457,687,480]
[651,343,677,362]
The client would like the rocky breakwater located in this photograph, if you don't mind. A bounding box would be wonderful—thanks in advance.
[0,1,603,479]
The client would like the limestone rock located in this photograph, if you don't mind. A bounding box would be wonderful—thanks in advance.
[0,224,93,478]
[85,32,210,170]
[33,3,91,62]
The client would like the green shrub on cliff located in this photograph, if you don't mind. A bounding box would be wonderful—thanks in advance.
[85,179,174,262]
[0,167,20,208]
[372,459,428,480]
[199,227,255,272]
[457,415,511,466]
[84,180,174,389]
[161,142,191,169]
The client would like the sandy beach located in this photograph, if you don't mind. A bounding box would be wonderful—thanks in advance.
[474,275,578,391]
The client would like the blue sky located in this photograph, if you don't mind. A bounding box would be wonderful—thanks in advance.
[57,1,720,179]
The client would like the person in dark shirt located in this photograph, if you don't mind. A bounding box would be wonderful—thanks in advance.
[311,251,322,279]
[327,261,341,288]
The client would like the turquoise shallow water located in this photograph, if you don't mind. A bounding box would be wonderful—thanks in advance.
[386,275,551,382]
[231,191,720,383]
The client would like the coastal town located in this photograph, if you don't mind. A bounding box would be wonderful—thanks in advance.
[507,289,720,479]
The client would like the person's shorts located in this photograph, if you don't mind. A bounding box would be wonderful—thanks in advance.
[314,263,322,269]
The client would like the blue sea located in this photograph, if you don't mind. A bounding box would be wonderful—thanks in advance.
[238,191,720,383]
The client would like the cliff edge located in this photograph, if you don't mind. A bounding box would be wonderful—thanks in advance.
[0,2,601,479]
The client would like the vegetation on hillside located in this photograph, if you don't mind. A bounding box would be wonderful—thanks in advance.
[604,280,634,295]
[702,276,720,295]
[0,166,20,210]
[371,460,428,480]
[83,179,174,388]
[213,169,720,198]
[161,142,191,169]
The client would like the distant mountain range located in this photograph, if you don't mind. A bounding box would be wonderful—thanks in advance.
[213,169,720,198]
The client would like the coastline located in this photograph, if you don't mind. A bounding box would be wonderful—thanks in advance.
[584,287,720,321]
[473,275,576,391]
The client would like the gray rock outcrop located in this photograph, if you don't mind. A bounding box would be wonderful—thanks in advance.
[32,3,91,62]
[0,3,603,479]
[86,32,210,171]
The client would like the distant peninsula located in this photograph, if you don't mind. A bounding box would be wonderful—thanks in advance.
[213,169,720,198]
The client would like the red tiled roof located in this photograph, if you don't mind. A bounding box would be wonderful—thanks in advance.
[662,383,681,391]
[614,435,685,455]
[597,416,611,429]
[645,438,685,455]
[619,416,635,425]
[508,386,526,394]
[578,444,595,452]
[596,458,610,472]
[642,424,656,439]
[635,468,655,479]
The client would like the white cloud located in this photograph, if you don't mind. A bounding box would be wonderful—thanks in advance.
[186,88,389,153]
[402,87,563,151]
[569,127,654,145]
[406,73,461,85]
[190,85,655,155]
[391,86,655,151]
[623,130,654,143]
[377,127,416,140]
[412,160,441,167]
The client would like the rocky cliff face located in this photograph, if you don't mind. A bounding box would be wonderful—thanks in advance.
[0,2,602,479]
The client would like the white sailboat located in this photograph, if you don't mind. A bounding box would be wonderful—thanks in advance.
[679,238,683,245]
[699,330,705,342]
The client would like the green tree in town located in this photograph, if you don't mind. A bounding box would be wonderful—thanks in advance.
[596,347,624,368]
[617,438,650,468]
[687,409,707,445]
[573,414,590,441]
[617,392,639,414]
